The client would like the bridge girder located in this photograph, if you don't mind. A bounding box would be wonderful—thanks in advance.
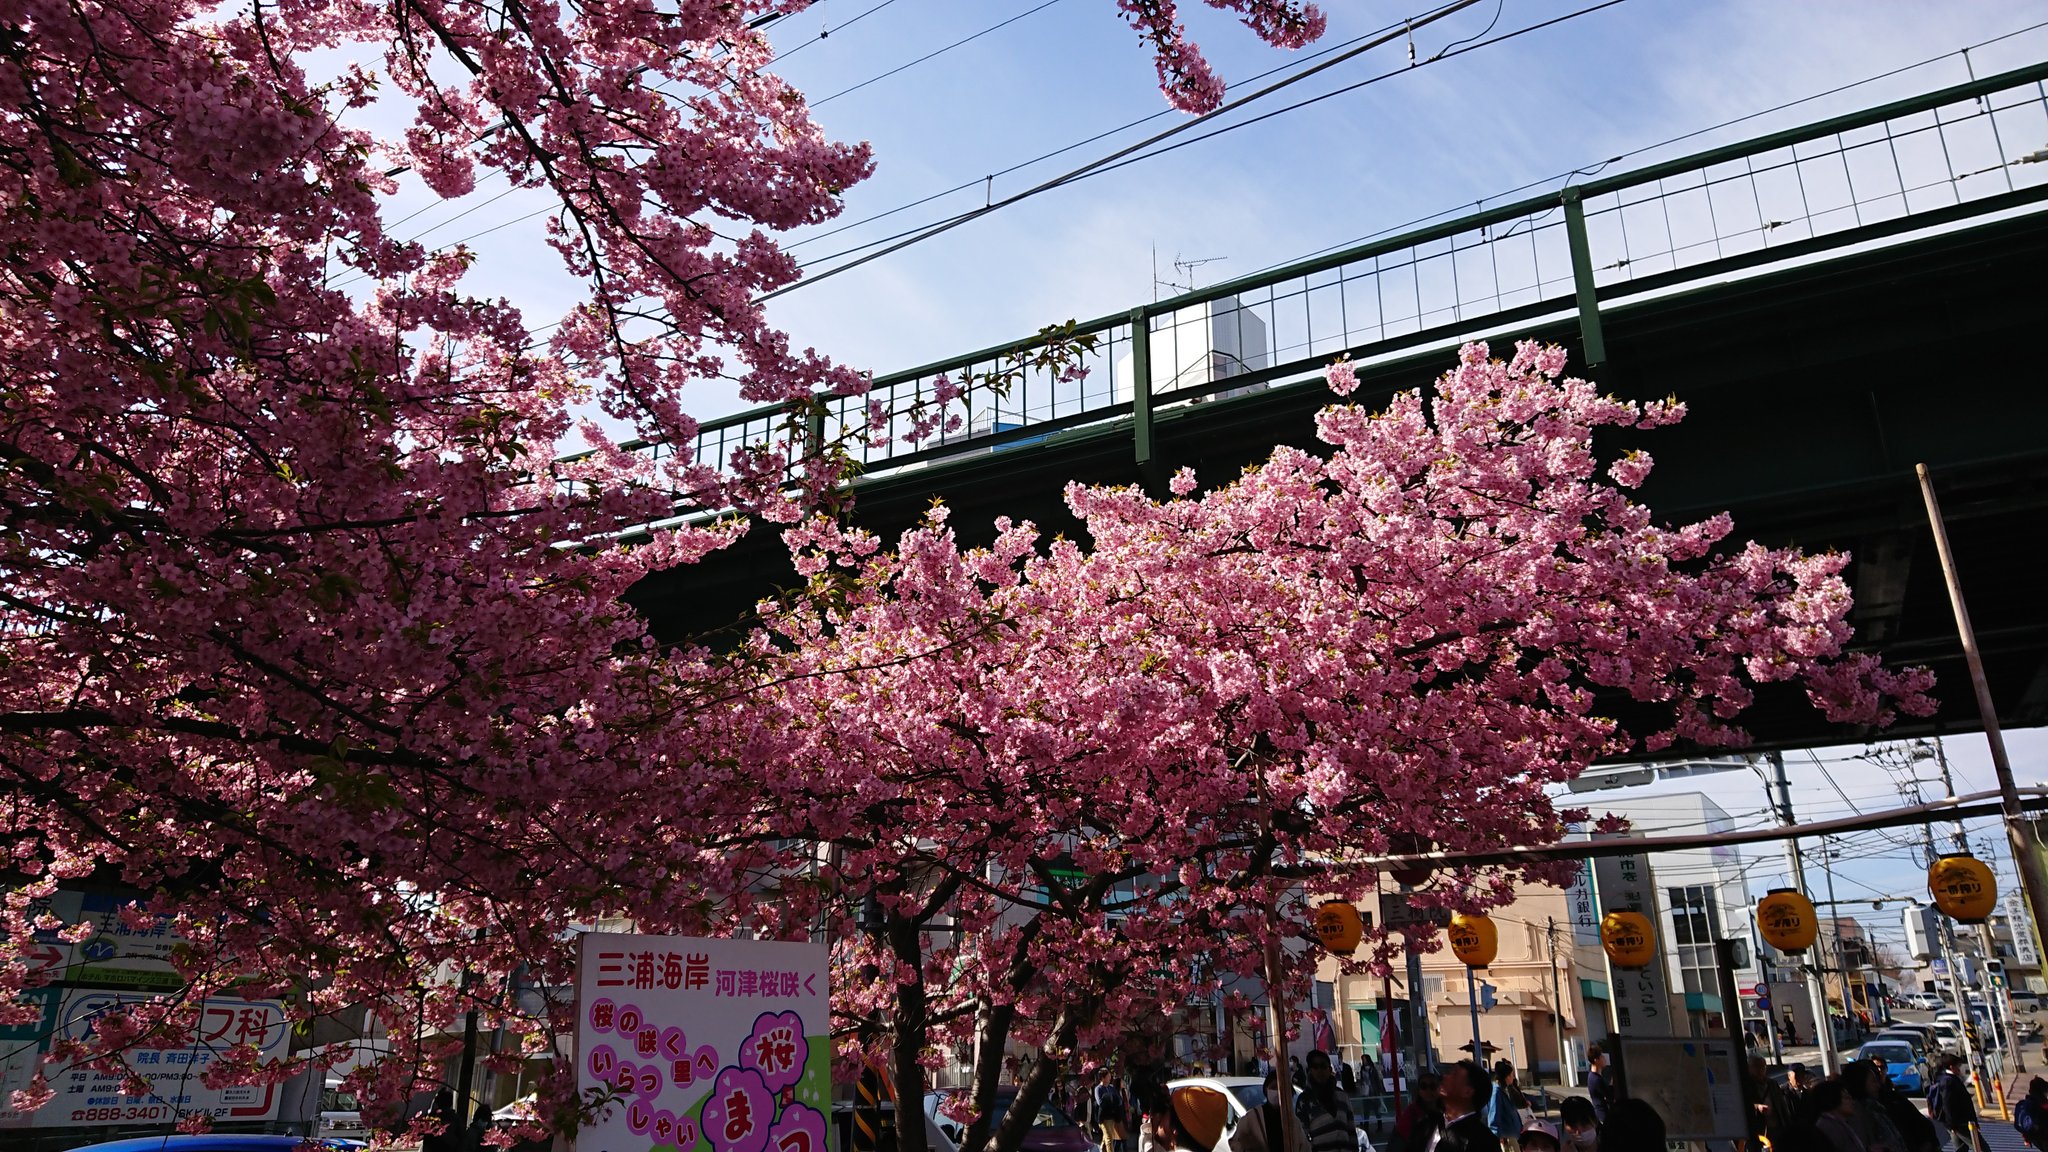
[627,211,2048,753]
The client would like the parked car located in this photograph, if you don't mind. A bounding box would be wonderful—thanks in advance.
[319,1081,366,1139]
[71,1139,367,1152]
[2010,991,2041,1014]
[1163,1076,1374,1152]
[1872,1029,1932,1066]
[1855,1039,1925,1093]
[923,1089,1091,1152]
[1930,1021,1966,1055]
[833,1100,958,1152]
[493,1095,540,1125]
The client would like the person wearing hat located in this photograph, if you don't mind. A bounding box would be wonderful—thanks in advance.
[1295,1051,1358,1152]
[1518,1120,1563,1152]
[1148,1086,1229,1152]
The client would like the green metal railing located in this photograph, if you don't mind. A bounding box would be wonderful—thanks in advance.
[625,61,2048,485]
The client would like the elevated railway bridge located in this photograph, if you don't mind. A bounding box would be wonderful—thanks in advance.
[623,63,2048,752]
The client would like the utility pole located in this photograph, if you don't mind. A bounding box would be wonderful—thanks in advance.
[1913,767,1996,1105]
[1754,919,1785,1064]
[1820,839,1856,1044]
[1931,739,2024,1076]
[1402,885,1436,1076]
[1465,966,1485,1067]
[1546,918,1570,1088]
[1919,465,2048,1044]
[1769,751,1839,1074]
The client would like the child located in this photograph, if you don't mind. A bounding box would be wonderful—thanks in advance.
[1518,1121,1562,1152]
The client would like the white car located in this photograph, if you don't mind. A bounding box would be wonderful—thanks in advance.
[318,1081,366,1139]
[1163,1077,1374,1152]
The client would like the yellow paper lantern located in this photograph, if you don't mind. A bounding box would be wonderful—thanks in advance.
[1600,910,1657,969]
[1929,853,1997,923]
[1315,901,1365,956]
[1756,888,1819,954]
[1448,912,1498,968]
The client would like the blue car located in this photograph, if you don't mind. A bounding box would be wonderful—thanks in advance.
[67,1137,366,1152]
[1856,1040,1925,1093]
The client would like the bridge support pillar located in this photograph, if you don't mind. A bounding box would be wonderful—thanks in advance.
[1129,306,1153,468]
[1562,186,1607,367]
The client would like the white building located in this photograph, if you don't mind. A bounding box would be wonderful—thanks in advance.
[1581,792,1768,1037]
[1112,296,1269,404]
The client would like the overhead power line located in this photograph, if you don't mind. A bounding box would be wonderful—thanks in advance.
[811,0,1069,107]
[778,6,1466,256]
[1370,787,2048,872]
[755,0,1501,300]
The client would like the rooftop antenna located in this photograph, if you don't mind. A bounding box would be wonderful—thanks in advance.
[1154,253,1227,298]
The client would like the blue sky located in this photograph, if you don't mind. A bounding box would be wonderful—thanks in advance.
[356,2,2048,935]
[1564,731,2048,955]
[371,0,2048,421]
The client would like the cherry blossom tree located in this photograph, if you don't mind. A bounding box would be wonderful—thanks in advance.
[0,0,1324,1137]
[729,341,1934,1152]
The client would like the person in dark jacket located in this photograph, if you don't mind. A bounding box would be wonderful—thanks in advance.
[1295,1051,1357,1152]
[1600,1098,1667,1152]
[1584,1046,1617,1126]
[1877,1072,1940,1152]
[1436,1060,1502,1152]
[422,1089,458,1152]
[1392,1071,1443,1152]
[1927,1056,1978,1152]
[1842,1060,1905,1152]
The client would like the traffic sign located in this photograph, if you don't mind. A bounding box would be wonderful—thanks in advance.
[1750,984,1767,997]
[1756,997,1771,1013]
[1381,896,1452,933]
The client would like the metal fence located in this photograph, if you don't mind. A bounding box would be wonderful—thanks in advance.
[648,61,2048,486]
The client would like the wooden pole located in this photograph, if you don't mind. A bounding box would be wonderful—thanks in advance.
[1917,464,2048,1053]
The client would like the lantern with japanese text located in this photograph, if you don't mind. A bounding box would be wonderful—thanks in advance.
[1315,901,1365,956]
[1756,888,1819,954]
[1600,910,1656,968]
[1448,912,1498,968]
[1929,853,1997,922]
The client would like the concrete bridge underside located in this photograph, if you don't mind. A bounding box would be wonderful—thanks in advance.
[627,210,2048,753]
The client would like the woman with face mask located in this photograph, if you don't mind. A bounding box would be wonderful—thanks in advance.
[1558,1096,1599,1152]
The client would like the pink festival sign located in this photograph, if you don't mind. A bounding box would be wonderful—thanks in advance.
[575,935,829,1152]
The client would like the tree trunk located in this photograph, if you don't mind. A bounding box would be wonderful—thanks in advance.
[958,1002,1017,1152]
[988,995,1102,1152]
[889,913,931,1152]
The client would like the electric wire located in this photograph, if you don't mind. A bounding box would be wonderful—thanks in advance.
[1237,16,2048,278]
[777,7,1487,254]
[511,17,2048,349]
[768,0,908,67]
[756,0,1504,299]
[811,0,1069,108]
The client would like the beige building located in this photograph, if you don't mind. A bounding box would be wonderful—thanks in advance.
[1316,882,1614,1085]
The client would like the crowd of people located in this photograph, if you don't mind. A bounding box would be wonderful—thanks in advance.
[1074,1041,2045,1152]
[1744,1053,1981,1152]
[1077,1046,1674,1152]
[1382,1048,1666,1152]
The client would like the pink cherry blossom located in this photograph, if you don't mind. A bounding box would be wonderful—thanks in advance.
[722,341,1931,1152]
[0,0,1321,1140]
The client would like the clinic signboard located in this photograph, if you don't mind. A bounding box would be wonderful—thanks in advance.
[2,992,290,1128]
[576,934,830,1152]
